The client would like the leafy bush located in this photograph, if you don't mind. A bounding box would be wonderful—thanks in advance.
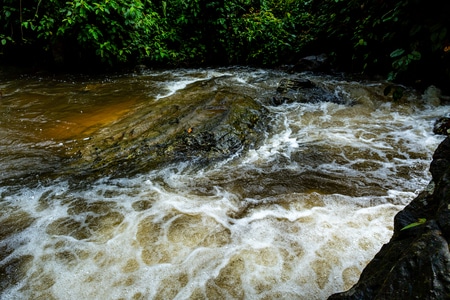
[308,0,450,86]
[0,0,449,87]
[1,0,178,66]
[0,0,315,67]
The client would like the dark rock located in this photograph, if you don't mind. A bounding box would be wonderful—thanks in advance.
[271,78,344,106]
[276,78,315,93]
[433,117,450,136]
[329,136,450,300]
[430,137,450,183]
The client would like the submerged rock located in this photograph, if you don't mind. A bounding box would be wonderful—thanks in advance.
[66,78,269,179]
[329,136,450,299]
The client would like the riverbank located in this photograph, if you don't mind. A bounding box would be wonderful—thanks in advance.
[330,136,450,299]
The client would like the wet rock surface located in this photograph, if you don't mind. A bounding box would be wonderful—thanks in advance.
[66,78,269,179]
[272,78,344,106]
[433,117,450,136]
[329,136,450,299]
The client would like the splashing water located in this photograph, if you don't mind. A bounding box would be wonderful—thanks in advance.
[0,68,446,299]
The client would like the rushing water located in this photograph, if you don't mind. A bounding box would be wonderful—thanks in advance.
[0,67,447,299]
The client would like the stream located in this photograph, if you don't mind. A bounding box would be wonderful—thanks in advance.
[0,67,446,299]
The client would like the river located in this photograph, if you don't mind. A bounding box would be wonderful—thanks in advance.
[0,67,446,299]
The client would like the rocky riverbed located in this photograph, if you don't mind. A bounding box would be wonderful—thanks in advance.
[0,67,447,299]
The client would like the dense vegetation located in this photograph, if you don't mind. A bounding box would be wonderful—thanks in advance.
[1,0,449,88]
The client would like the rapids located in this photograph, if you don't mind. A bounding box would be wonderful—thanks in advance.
[0,67,447,299]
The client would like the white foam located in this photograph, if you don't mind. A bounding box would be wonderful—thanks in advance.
[154,78,205,100]
[0,172,431,299]
[0,70,447,299]
[153,69,239,100]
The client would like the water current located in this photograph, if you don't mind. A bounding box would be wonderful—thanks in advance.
[0,67,447,299]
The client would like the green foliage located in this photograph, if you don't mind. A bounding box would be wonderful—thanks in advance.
[309,0,450,85]
[0,0,448,86]
[1,0,178,66]
[401,218,427,231]
[0,0,316,67]
[388,49,422,81]
[57,0,179,64]
[218,0,314,65]
[223,6,294,64]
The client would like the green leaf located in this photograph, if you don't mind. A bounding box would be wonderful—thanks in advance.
[410,50,421,61]
[410,24,422,36]
[162,1,167,17]
[390,48,405,58]
[401,218,426,231]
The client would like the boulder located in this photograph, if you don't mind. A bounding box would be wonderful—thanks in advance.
[271,78,344,106]
[65,78,269,179]
[329,136,450,299]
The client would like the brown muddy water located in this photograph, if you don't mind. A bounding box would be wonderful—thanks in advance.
[0,67,447,299]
